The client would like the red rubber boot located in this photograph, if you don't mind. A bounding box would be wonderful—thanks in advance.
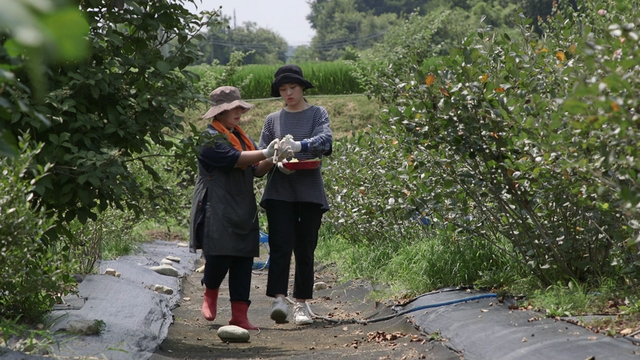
[202,288,219,321]
[229,301,259,330]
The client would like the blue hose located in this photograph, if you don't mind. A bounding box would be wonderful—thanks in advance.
[362,293,497,324]
[311,292,498,324]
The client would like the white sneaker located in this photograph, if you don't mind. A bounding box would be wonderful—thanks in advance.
[293,302,313,325]
[270,297,289,323]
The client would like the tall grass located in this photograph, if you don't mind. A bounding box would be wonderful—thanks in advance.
[189,61,363,99]
[315,223,525,299]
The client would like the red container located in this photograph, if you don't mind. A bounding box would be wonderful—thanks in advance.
[282,159,322,170]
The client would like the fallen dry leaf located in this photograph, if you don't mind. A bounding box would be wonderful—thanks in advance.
[620,328,633,336]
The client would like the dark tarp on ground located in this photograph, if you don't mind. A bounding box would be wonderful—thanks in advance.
[403,289,639,360]
[44,240,199,360]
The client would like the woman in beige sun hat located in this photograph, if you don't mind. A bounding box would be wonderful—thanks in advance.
[189,86,291,330]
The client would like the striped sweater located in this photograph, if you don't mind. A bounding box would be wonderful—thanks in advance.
[258,105,333,211]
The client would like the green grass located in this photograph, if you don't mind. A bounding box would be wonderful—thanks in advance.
[315,224,526,301]
[315,224,640,337]
[523,279,619,317]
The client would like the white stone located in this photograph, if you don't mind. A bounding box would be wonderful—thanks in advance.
[104,268,117,276]
[153,284,174,295]
[66,319,104,335]
[165,255,181,263]
[150,264,179,277]
[176,242,188,247]
[314,282,328,291]
[196,265,205,273]
[217,325,250,343]
[160,258,173,265]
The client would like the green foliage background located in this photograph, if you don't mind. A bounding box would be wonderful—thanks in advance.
[325,0,640,289]
[0,0,208,321]
[2,0,639,328]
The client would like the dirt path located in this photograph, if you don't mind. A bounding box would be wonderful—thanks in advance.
[149,254,461,360]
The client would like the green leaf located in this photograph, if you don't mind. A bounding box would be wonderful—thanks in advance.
[88,176,101,188]
[41,8,90,61]
[156,61,171,74]
[0,132,18,157]
[443,179,454,189]
[49,133,59,145]
[3,39,23,57]
[562,100,589,115]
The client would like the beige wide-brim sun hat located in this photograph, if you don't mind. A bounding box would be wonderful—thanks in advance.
[202,86,253,120]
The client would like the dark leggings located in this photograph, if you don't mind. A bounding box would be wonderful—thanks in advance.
[264,200,323,300]
[202,255,253,304]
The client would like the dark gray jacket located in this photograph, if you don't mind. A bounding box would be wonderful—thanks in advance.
[189,131,260,257]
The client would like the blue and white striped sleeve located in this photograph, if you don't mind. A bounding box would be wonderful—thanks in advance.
[301,107,332,156]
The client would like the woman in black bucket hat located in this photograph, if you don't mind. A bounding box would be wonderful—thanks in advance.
[258,64,333,325]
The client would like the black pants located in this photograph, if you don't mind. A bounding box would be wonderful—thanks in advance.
[264,200,323,300]
[202,255,253,304]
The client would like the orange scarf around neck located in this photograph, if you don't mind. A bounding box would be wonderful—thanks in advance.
[211,120,257,169]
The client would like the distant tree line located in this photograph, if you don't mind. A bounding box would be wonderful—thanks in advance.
[192,0,571,65]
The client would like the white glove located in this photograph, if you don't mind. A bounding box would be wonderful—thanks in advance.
[262,139,279,159]
[280,137,301,153]
[277,161,295,175]
[276,145,293,162]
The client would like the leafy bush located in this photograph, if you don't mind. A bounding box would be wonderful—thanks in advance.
[351,10,451,103]
[0,137,75,322]
[321,124,526,294]
[5,0,208,227]
[60,139,194,274]
[62,207,147,275]
[351,0,639,286]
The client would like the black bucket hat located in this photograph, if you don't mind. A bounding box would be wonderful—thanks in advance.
[270,64,315,97]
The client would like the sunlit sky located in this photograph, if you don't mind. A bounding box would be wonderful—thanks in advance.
[185,0,316,46]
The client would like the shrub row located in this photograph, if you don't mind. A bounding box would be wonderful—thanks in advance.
[327,1,639,287]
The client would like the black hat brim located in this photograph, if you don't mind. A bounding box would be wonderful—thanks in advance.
[270,73,315,97]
